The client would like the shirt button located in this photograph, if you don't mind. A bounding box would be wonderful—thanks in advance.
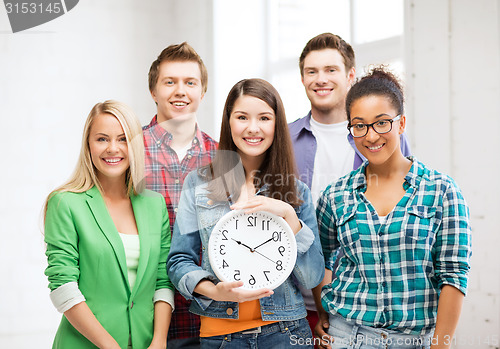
[174,208,178,213]
[226,308,233,315]
[193,139,198,144]
[175,179,180,184]
[156,140,161,145]
[187,154,192,159]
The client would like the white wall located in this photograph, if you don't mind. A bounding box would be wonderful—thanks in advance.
[1,0,499,347]
[405,0,500,347]
[0,1,215,347]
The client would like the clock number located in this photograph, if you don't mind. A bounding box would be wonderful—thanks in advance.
[262,220,270,230]
[263,270,270,281]
[249,275,256,285]
[219,245,226,255]
[234,270,241,281]
[278,245,285,256]
[272,231,282,242]
[222,260,228,268]
[221,230,228,240]
[276,260,283,271]
[247,216,256,227]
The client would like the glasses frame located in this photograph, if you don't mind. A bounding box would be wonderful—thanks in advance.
[347,114,401,138]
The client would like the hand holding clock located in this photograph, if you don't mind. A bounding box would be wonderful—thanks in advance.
[194,279,274,303]
[231,196,301,235]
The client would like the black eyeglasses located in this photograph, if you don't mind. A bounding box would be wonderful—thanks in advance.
[347,114,401,138]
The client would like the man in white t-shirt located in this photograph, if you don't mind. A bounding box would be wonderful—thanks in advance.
[288,32,411,338]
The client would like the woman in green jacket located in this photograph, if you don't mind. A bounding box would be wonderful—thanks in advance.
[44,100,174,348]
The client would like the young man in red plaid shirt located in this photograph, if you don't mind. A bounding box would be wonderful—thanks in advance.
[143,42,217,349]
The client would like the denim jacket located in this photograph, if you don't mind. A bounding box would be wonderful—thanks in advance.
[167,170,325,321]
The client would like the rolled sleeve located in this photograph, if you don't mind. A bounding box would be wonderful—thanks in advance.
[44,193,81,291]
[316,186,340,271]
[153,288,175,311]
[433,179,472,296]
[50,281,86,313]
[294,219,315,253]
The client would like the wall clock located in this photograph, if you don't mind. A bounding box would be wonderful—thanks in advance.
[208,210,297,290]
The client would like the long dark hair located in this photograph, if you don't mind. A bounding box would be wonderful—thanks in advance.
[200,79,301,207]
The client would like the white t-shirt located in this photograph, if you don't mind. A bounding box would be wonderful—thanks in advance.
[175,141,192,162]
[118,233,140,289]
[298,118,355,312]
[310,118,354,206]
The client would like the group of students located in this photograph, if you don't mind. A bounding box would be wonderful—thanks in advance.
[43,33,471,349]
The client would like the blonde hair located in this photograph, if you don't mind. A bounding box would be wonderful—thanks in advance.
[43,100,144,218]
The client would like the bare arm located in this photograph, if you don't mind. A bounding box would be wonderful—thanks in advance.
[64,302,120,349]
[431,285,465,349]
[148,301,173,349]
[312,269,334,349]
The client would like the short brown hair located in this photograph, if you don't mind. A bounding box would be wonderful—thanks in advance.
[148,42,208,94]
[299,33,355,76]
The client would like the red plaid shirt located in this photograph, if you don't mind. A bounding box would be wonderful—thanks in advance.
[143,116,217,340]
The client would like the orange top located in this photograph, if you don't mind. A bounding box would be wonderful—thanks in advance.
[200,300,278,337]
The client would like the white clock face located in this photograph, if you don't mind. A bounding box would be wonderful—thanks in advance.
[208,210,297,290]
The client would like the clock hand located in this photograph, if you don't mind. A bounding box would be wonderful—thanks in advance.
[253,250,276,264]
[252,237,274,251]
[231,238,255,252]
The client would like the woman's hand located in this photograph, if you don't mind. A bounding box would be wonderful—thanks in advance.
[147,342,166,349]
[231,196,301,234]
[194,279,273,303]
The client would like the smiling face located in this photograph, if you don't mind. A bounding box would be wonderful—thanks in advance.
[150,60,204,122]
[301,48,355,116]
[229,95,276,167]
[350,95,406,166]
[89,113,129,184]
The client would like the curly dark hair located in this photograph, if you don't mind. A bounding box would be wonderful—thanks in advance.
[345,65,404,122]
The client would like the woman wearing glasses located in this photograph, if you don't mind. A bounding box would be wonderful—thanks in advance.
[314,67,471,349]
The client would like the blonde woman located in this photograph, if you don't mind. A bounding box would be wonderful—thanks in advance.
[44,100,174,348]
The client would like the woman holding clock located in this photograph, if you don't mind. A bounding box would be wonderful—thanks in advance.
[167,78,325,348]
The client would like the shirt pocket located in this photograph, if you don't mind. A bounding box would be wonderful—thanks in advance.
[405,205,442,242]
[195,196,228,231]
[336,207,361,263]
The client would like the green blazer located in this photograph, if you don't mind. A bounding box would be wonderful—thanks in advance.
[44,186,173,349]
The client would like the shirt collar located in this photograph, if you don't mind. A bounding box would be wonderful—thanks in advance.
[289,112,313,136]
[351,156,421,190]
[403,156,424,188]
[146,115,205,151]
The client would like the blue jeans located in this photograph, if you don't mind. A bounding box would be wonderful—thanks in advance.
[327,314,433,349]
[200,318,313,348]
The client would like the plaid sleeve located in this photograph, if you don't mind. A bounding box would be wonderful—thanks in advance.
[316,185,340,270]
[433,177,472,295]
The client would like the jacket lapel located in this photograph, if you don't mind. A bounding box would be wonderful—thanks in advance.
[130,192,151,298]
[85,186,130,292]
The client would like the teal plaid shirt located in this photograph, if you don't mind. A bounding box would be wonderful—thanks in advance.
[316,157,471,335]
